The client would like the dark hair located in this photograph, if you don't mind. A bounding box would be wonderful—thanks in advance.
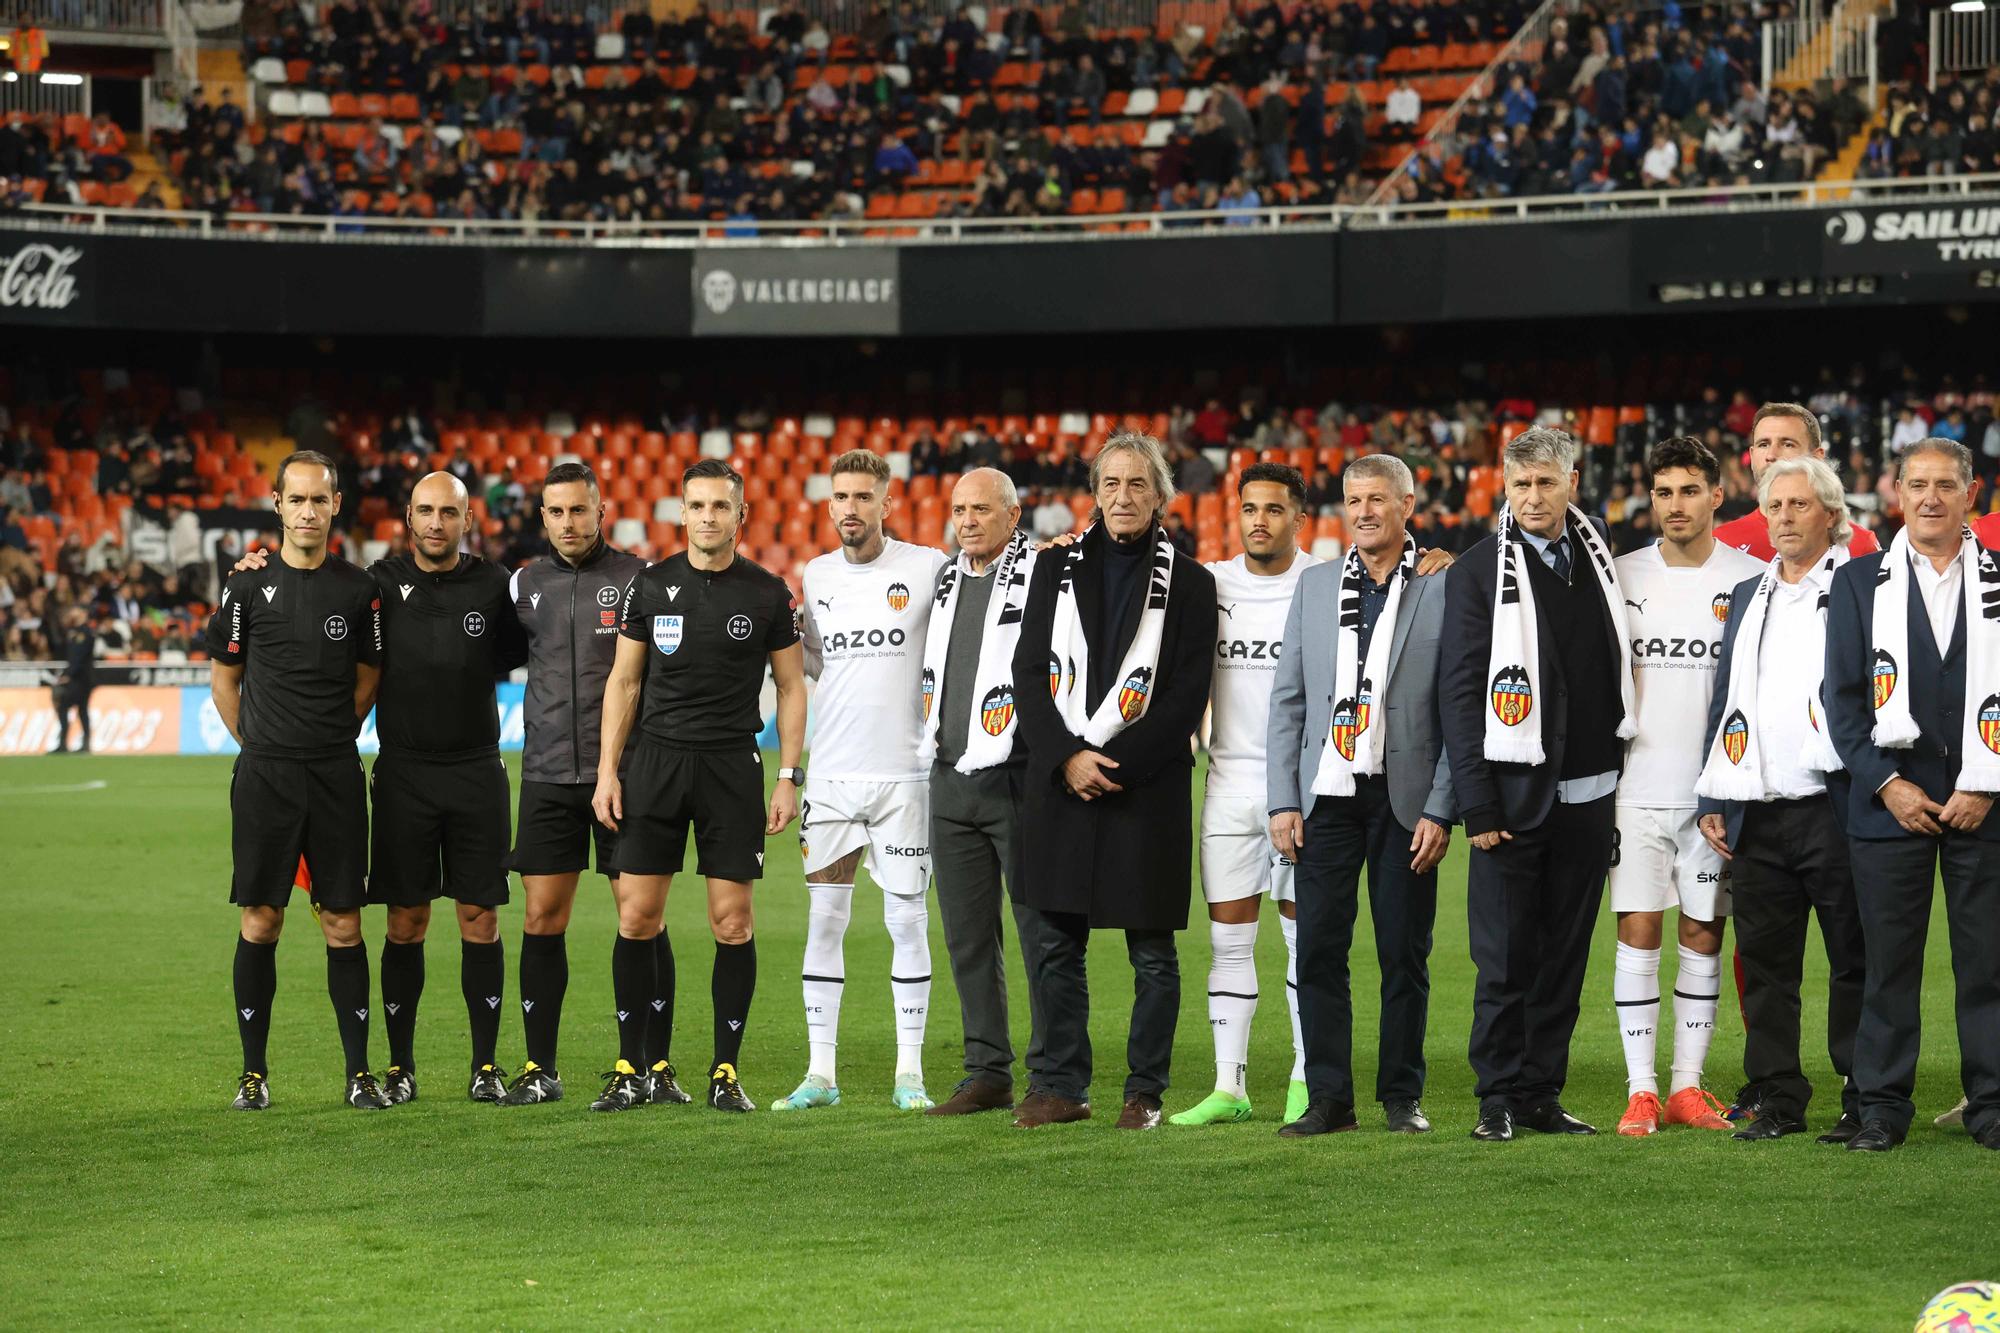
[273,449,339,494]
[683,458,745,494]
[1751,401,1822,451]
[828,448,891,485]
[1239,461,1307,507]
[1645,435,1721,488]
[542,461,599,499]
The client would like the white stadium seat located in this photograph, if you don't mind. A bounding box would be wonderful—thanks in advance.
[298,91,332,117]
[434,125,463,146]
[594,33,625,60]
[1182,88,1209,116]
[1124,88,1157,117]
[266,89,301,117]
[1142,119,1174,148]
[612,518,648,549]
[652,496,682,523]
[802,413,836,437]
[251,56,287,83]
[699,428,733,459]
[883,63,911,88]
[804,474,832,502]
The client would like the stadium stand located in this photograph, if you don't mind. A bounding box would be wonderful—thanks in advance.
[9,0,1983,227]
[7,352,1999,666]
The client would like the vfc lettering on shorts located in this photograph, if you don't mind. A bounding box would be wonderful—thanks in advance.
[1629,636,1723,660]
[820,627,908,652]
[1217,639,1281,661]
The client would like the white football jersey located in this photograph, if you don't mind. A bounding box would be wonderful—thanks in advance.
[801,537,948,783]
[1207,551,1320,798]
[1615,540,1765,808]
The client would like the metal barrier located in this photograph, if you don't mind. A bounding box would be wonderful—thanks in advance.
[15,170,2000,243]
[1931,3,2000,91]
[0,69,91,119]
[9,0,164,32]
[1362,0,1593,208]
[1762,0,1878,100]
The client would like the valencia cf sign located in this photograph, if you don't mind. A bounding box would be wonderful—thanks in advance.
[1118,667,1154,722]
[1711,592,1732,624]
[1871,649,1898,712]
[887,582,911,613]
[1490,665,1532,727]
[1048,654,1073,699]
[1981,693,2000,756]
[920,666,936,720]
[980,684,1015,736]
[1723,708,1749,765]
[1330,696,1362,761]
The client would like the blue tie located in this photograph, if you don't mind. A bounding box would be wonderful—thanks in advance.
[1549,537,1572,582]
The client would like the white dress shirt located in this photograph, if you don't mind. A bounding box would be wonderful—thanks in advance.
[1754,558,1838,799]
[1908,547,1964,656]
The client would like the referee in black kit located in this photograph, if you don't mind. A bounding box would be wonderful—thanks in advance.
[209,450,386,1111]
[233,472,529,1103]
[591,459,808,1113]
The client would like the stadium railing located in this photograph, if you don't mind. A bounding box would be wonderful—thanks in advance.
[15,171,2000,243]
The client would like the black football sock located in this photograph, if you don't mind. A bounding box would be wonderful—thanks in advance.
[519,931,567,1073]
[380,940,424,1070]
[645,929,675,1068]
[712,937,756,1071]
[233,936,278,1075]
[612,933,657,1070]
[326,943,372,1077]
[462,939,504,1070]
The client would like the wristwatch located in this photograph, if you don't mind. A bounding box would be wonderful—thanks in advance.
[777,767,805,786]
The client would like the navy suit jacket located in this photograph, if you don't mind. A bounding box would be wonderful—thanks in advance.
[1695,569,1852,849]
[1822,551,2000,843]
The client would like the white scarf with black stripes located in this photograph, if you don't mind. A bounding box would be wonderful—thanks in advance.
[1867,525,2000,792]
[1311,534,1416,796]
[1483,505,1637,764]
[1695,545,1849,802]
[917,528,1035,773]
[1048,524,1175,746]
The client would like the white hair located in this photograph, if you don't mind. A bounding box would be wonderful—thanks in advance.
[1502,425,1579,476]
[957,466,1018,509]
[1343,453,1414,499]
[1089,431,1177,514]
[1759,456,1853,547]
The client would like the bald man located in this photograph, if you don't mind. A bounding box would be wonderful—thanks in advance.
[236,471,528,1101]
[916,468,1051,1115]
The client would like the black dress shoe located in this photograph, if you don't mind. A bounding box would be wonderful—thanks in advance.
[1278,1099,1359,1138]
[1518,1102,1597,1135]
[1815,1112,1863,1144]
[1732,1113,1807,1141]
[1384,1099,1431,1133]
[1724,1080,1766,1124]
[1470,1107,1514,1142]
[1845,1119,1905,1152]
[1971,1121,2000,1151]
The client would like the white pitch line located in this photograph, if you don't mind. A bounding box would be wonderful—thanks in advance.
[1,779,110,795]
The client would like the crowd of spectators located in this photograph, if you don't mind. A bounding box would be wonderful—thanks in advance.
[1861,70,2000,181]
[8,355,1999,664]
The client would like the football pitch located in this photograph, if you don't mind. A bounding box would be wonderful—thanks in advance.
[2,754,1992,1330]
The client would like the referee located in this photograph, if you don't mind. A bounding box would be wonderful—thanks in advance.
[362,473,528,1103]
[591,458,807,1112]
[498,462,654,1106]
[209,450,385,1111]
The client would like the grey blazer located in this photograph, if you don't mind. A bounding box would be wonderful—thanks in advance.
[1266,561,1458,831]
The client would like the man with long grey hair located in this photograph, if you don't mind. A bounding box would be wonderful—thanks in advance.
[1008,432,1217,1130]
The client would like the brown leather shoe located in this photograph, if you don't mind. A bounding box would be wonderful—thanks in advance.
[1012,1090,1091,1127]
[924,1080,1015,1116]
[1116,1095,1164,1130]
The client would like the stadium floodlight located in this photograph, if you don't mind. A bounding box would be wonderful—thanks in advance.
[1,71,15,82]
[40,72,85,85]
[1951,1,1986,12]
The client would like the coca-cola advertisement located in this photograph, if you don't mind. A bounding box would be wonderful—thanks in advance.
[0,235,89,323]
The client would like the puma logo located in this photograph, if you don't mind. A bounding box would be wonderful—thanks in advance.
[1218,602,1236,618]
[815,598,832,612]
[1625,598,1647,613]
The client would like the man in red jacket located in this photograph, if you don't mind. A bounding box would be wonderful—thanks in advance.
[1714,402,1881,560]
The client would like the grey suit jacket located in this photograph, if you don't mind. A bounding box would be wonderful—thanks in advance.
[1266,561,1458,831]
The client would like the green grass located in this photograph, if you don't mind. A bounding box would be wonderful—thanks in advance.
[1,754,1994,1330]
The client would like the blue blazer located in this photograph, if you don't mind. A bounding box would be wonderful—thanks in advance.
[1822,551,2000,843]
[1695,570,1852,849]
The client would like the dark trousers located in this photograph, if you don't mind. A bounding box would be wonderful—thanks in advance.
[1467,794,1614,1113]
[1294,777,1437,1108]
[1731,796,1865,1121]
[50,684,90,750]
[1848,832,2000,1136]
[930,761,1046,1091]
[1029,908,1178,1103]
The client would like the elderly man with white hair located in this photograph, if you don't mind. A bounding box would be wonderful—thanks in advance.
[1007,432,1217,1131]
[916,467,1053,1116]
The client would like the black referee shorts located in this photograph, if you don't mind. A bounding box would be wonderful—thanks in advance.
[366,751,512,908]
[229,751,367,913]
[509,779,619,879]
[616,742,767,882]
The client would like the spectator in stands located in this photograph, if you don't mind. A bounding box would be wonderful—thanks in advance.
[1257,72,1291,181]
[1384,78,1422,143]
[86,113,131,183]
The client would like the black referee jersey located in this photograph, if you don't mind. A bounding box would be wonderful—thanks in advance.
[206,554,383,756]
[618,551,799,749]
[371,552,528,756]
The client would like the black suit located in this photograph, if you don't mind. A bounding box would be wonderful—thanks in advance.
[1440,522,1624,1115]
[1011,523,1217,1103]
[1825,551,2000,1136]
[1696,569,1864,1123]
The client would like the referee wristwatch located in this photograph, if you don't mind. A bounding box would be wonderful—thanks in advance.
[776,767,804,786]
